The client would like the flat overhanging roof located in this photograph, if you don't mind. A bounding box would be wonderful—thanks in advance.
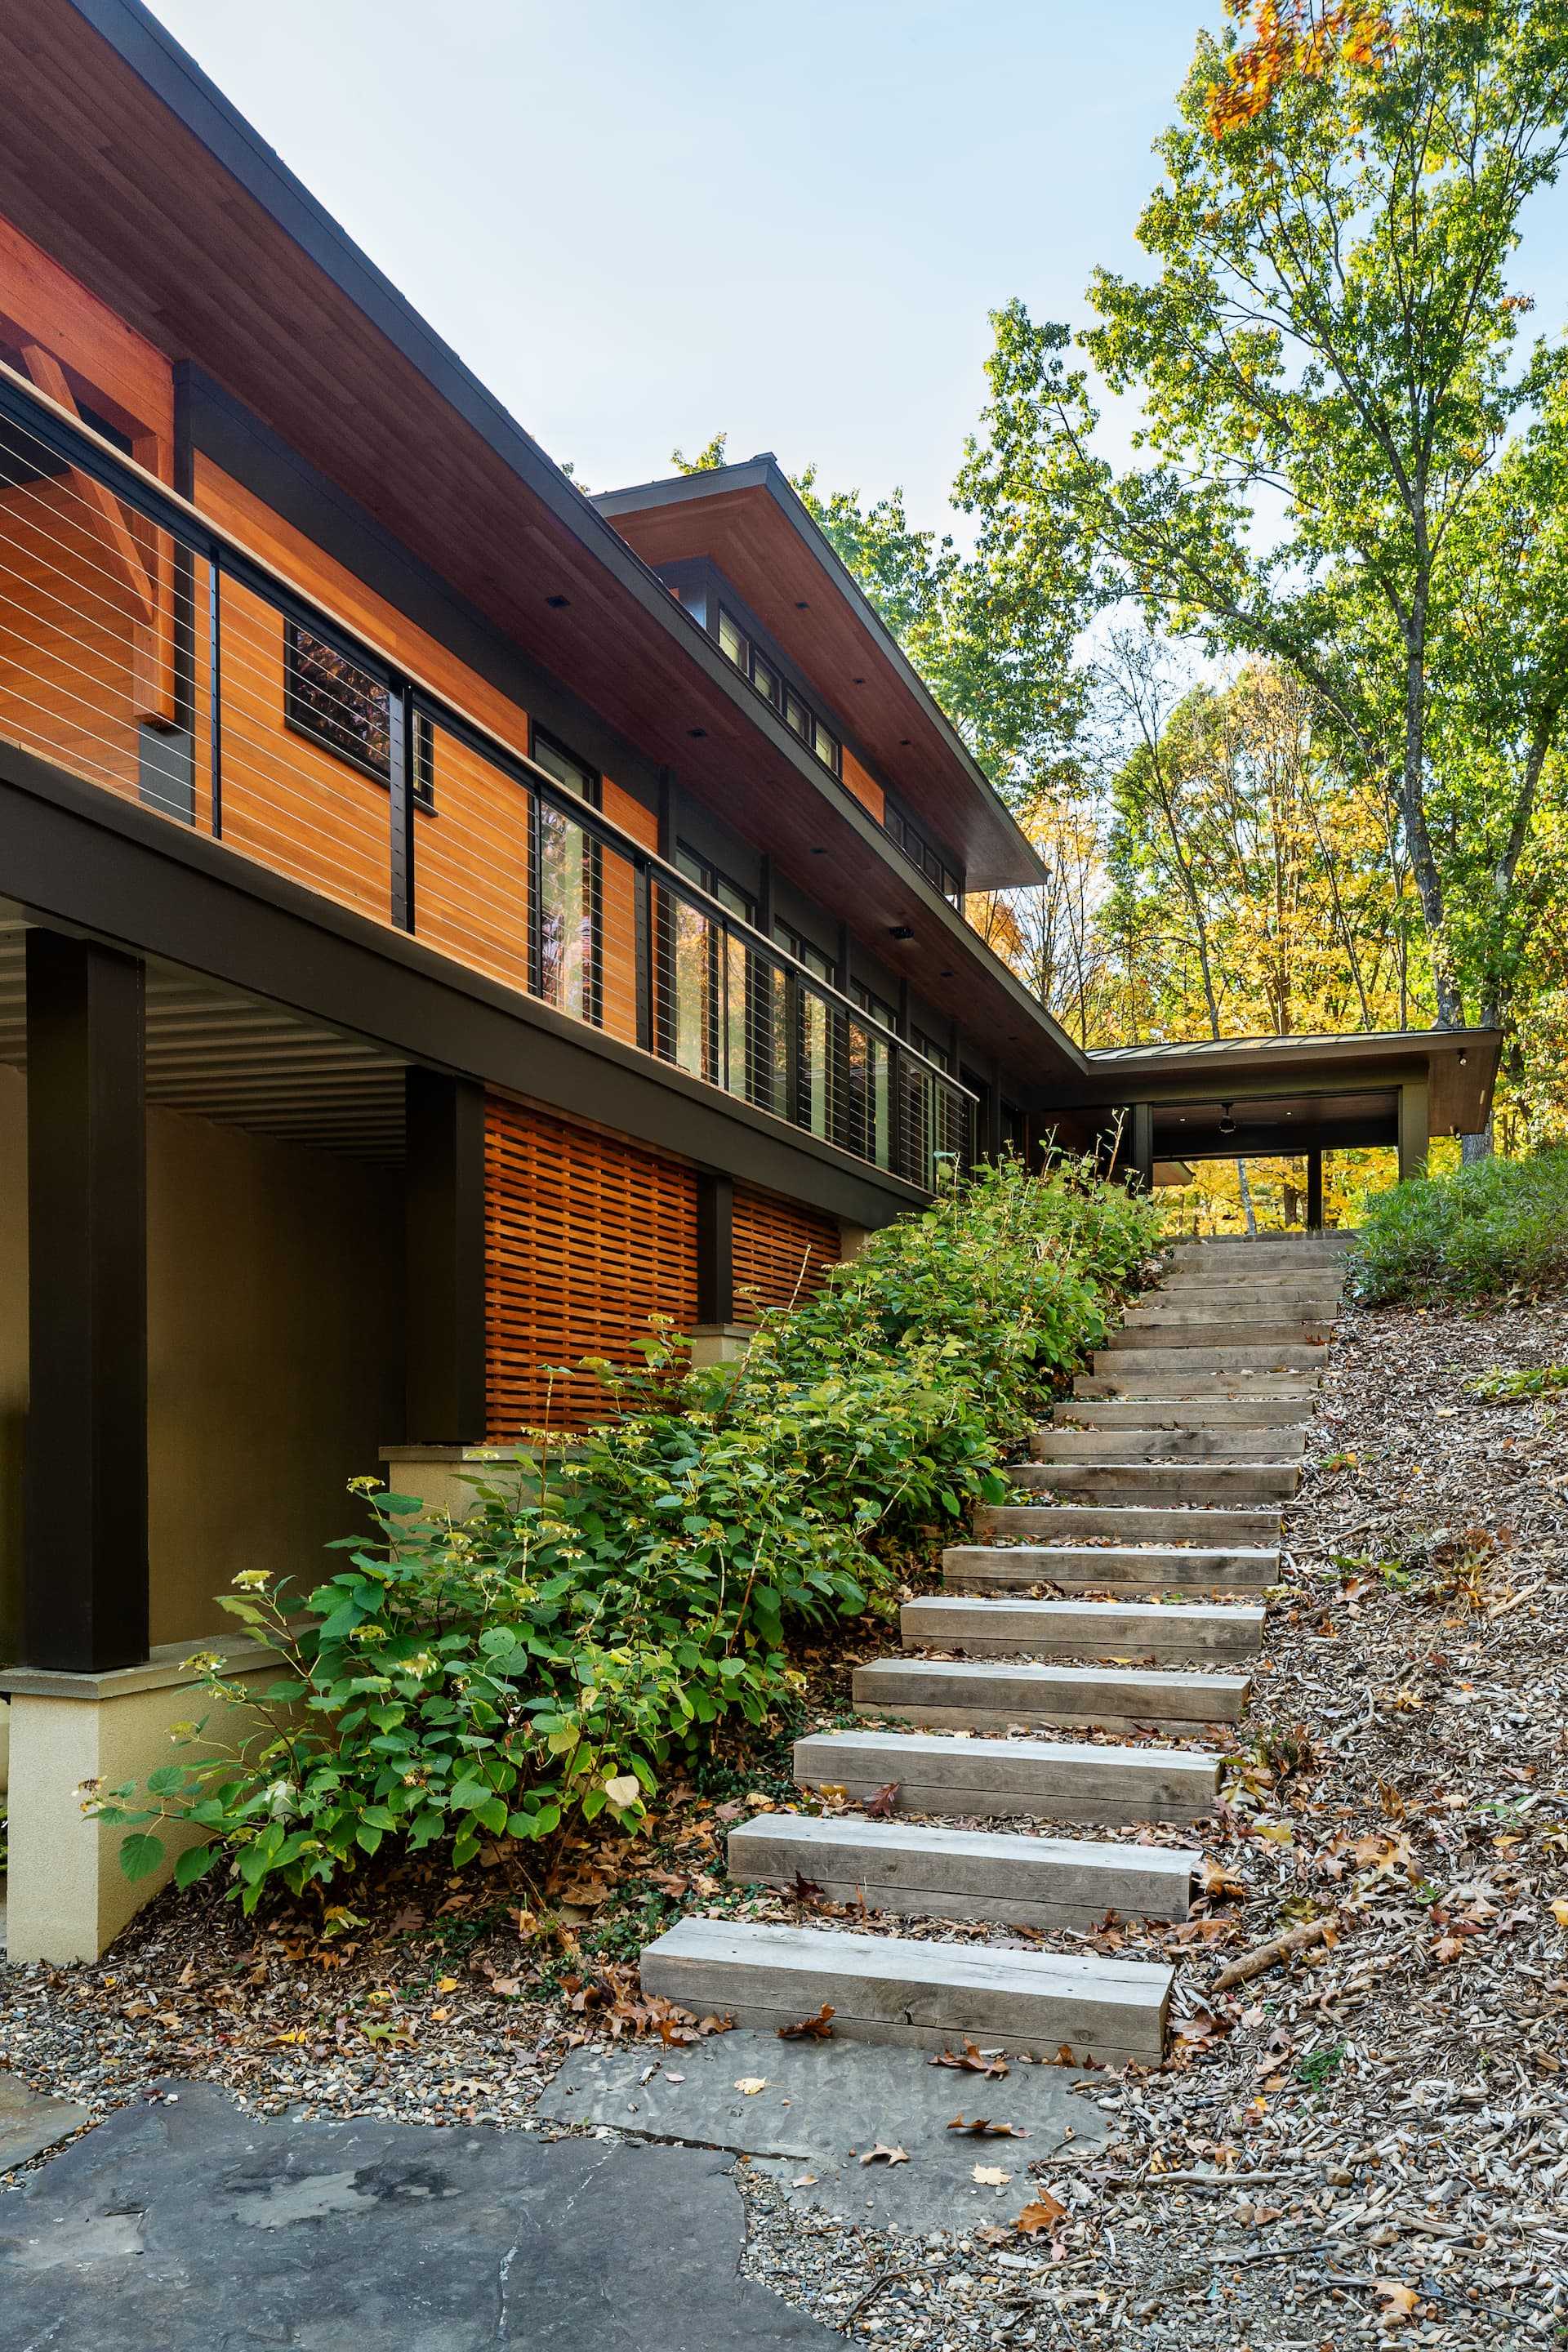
[595,461,1046,892]
[1047,1027,1502,1143]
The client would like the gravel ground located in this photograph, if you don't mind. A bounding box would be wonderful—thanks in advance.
[3,1294,1567,2348]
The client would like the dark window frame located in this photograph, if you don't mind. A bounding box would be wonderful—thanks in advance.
[527,722,604,1028]
[715,602,842,780]
[283,621,434,808]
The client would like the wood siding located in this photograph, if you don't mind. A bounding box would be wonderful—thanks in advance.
[732,1183,841,1321]
[840,746,885,823]
[484,1095,699,1437]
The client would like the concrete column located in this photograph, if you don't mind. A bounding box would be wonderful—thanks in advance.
[24,929,149,1673]
[0,1637,276,1962]
[1397,1079,1430,1183]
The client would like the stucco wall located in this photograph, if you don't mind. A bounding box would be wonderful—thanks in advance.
[0,1071,404,1769]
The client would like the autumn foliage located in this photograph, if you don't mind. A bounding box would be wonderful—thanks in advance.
[1207,0,1394,136]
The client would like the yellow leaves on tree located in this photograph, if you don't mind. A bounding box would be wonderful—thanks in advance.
[1207,1,1394,140]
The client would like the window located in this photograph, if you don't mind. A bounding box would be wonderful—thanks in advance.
[885,806,961,904]
[283,624,434,804]
[529,728,601,1024]
[663,845,764,1100]
[715,604,841,776]
[851,979,898,1033]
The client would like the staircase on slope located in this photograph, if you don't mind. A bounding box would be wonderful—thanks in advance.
[641,1232,1352,2070]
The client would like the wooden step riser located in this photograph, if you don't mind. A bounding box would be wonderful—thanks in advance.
[1110,1322,1333,1348]
[1031,1432,1306,1460]
[975,1503,1281,1542]
[728,1818,1199,1929]
[795,1731,1219,1825]
[1098,1347,1328,1374]
[901,1598,1266,1663]
[1009,1465,1300,1503]
[854,1663,1250,1735]
[1076,1375,1320,1401]
[640,1919,1174,2067]
[1063,1401,1312,1428]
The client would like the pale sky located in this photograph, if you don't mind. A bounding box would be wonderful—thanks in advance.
[145,0,1568,531]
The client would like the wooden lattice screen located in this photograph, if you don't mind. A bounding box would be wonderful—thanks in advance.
[484,1096,699,1436]
[732,1183,842,1322]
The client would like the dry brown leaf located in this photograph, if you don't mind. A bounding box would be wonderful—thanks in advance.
[733,2077,768,2095]
[1014,2193,1067,2236]
[865,1781,902,1820]
[859,2143,910,2167]
[777,2003,835,2042]
[971,2163,1013,2187]
[946,2116,1030,2137]
[928,2039,1009,2078]
[1374,2279,1421,2326]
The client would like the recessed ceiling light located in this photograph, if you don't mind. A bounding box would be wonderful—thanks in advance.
[795,599,809,610]
[853,676,866,685]
[546,594,569,608]
[940,968,954,978]
[688,727,707,739]
[810,845,826,855]
[889,924,915,941]
[900,738,911,746]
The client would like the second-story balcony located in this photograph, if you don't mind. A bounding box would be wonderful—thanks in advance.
[0,366,973,1193]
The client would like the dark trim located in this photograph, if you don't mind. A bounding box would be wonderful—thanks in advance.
[1160,1119,1400,1160]
[24,929,149,1671]
[695,1171,735,1325]
[0,738,926,1227]
[403,1069,486,1443]
[1306,1149,1324,1232]
[1129,1102,1155,1194]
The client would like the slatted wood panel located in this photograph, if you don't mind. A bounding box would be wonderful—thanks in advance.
[732,1183,841,1321]
[485,1096,699,1437]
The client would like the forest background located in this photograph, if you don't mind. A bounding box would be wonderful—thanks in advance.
[679,0,1568,1231]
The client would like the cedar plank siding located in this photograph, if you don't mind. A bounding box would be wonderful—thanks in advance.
[840,746,884,823]
[484,1095,700,1437]
[732,1183,841,1320]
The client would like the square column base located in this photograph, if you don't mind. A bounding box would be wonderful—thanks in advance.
[0,1636,277,1964]
[688,1322,752,1369]
[378,1446,546,1519]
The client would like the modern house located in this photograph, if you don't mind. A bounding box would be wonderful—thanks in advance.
[0,0,1499,1963]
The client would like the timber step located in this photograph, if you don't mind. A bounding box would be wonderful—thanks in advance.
[1093,1344,1327,1375]
[1008,1461,1300,1503]
[1106,1320,1332,1349]
[975,1501,1281,1544]
[1169,1236,1352,1258]
[639,1916,1174,2068]
[903,1593,1266,1660]
[1031,1426,1306,1462]
[1063,1398,1311,1428]
[794,1726,1220,1824]
[853,1655,1251,1735]
[944,1542,1277,1594]
[727,1812,1200,1930]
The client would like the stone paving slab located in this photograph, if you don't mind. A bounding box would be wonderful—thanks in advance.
[539,2029,1110,2235]
[0,2078,836,2350]
[0,2070,90,2175]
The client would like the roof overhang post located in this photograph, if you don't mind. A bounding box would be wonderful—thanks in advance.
[1306,1149,1325,1232]
[404,1067,487,1444]
[23,929,149,1671]
[1397,1076,1430,1183]
[1128,1103,1155,1196]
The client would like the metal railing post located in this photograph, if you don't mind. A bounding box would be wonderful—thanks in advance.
[389,682,415,933]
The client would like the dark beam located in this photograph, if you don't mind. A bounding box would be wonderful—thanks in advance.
[1306,1150,1324,1232]
[1129,1102,1154,1195]
[403,1068,486,1443]
[24,929,149,1671]
[696,1170,735,1325]
[1155,1117,1396,1160]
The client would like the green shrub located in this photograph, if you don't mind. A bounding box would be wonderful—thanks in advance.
[1351,1147,1568,1303]
[91,1153,1160,1909]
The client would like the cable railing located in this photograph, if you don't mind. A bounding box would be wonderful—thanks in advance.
[0,364,973,1190]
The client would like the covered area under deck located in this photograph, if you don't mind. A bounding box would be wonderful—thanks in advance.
[1057,1028,1503,1227]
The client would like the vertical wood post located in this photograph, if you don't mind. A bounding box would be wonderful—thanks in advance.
[696,1171,735,1326]
[24,930,149,1671]
[1129,1102,1156,1194]
[1397,1080,1430,1184]
[1306,1148,1325,1232]
[403,1069,487,1443]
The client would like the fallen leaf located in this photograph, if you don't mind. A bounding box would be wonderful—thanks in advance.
[1550,1897,1568,1930]
[860,2144,910,2167]
[777,2004,836,2042]
[972,2163,1012,2187]
[1374,2279,1421,2326]
[792,2172,817,2187]
[929,2040,1009,2078]
[791,1872,826,1906]
[733,2078,768,2096]
[1014,2193,1067,2235]
[947,2116,1030,2137]
[865,1781,902,1820]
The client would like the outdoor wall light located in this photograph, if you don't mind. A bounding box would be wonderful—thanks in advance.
[1218,1102,1237,1136]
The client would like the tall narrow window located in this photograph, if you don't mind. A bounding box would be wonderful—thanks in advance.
[530,729,601,1024]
